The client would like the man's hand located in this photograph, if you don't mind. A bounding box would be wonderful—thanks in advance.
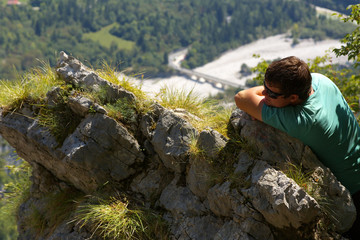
[234,86,265,121]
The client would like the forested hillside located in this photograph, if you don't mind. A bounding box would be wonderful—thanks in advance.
[0,0,355,80]
[304,0,358,14]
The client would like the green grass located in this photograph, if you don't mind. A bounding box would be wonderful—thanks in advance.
[104,98,137,125]
[157,86,205,116]
[187,125,258,188]
[157,85,233,136]
[282,160,340,228]
[96,62,153,115]
[37,89,83,146]
[283,161,312,191]
[83,23,135,50]
[96,62,147,100]
[0,62,63,111]
[187,134,206,159]
[73,196,169,240]
[0,160,32,239]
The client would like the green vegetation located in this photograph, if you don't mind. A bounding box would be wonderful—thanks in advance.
[37,91,83,145]
[157,86,207,117]
[73,196,169,240]
[0,138,11,186]
[283,161,314,193]
[303,0,358,14]
[334,4,360,66]
[0,62,81,145]
[95,62,153,116]
[157,85,233,136]
[104,98,137,125]
[0,0,356,80]
[0,62,62,111]
[0,160,31,240]
[26,188,85,238]
[83,23,135,50]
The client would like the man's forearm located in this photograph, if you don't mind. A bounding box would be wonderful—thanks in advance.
[234,86,265,121]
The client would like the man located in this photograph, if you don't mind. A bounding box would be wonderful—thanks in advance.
[234,56,360,237]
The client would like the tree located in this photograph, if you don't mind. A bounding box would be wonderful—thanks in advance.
[333,4,360,66]
[332,4,360,116]
[240,63,251,76]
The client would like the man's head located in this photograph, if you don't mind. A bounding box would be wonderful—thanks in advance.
[263,56,312,107]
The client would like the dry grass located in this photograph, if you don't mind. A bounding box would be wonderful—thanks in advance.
[157,85,233,136]
[0,61,62,111]
[73,196,169,240]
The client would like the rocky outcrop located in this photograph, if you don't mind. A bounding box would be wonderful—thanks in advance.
[0,52,355,240]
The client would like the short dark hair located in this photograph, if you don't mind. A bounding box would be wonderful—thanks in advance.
[265,56,312,100]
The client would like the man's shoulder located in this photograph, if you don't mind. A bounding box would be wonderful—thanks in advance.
[262,104,313,138]
[262,104,304,126]
[311,73,336,87]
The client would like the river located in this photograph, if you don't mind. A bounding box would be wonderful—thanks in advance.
[134,33,349,98]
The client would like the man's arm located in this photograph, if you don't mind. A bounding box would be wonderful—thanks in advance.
[234,86,265,121]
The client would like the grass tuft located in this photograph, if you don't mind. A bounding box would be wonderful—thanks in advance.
[187,133,206,160]
[0,61,62,111]
[37,89,82,146]
[96,62,147,100]
[73,196,169,240]
[104,98,137,125]
[283,161,313,192]
[96,62,153,115]
[157,85,233,136]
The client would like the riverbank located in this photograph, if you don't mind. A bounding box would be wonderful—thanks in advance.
[135,34,348,98]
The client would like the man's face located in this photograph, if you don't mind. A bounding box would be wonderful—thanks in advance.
[262,81,294,108]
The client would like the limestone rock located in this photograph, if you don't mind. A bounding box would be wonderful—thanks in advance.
[231,109,356,232]
[186,157,214,200]
[170,215,224,240]
[140,103,165,139]
[234,151,254,175]
[60,113,144,192]
[68,95,107,117]
[0,111,144,194]
[244,160,320,229]
[214,221,252,240]
[159,175,206,217]
[151,109,198,173]
[57,51,136,103]
[130,162,173,202]
[207,181,233,217]
[240,218,274,240]
[197,128,227,159]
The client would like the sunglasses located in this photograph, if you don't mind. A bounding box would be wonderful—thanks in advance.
[263,81,284,99]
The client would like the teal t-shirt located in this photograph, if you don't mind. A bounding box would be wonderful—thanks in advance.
[262,73,360,194]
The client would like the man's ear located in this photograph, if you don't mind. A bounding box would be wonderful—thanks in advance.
[289,94,300,104]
